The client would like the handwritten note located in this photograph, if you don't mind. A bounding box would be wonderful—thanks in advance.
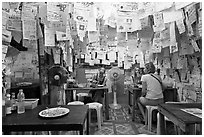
[153,12,165,32]
[22,20,37,40]
[176,19,186,34]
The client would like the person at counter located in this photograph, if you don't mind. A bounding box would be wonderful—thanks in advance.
[88,67,107,104]
[137,62,164,122]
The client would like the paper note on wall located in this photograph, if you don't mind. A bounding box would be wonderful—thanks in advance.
[22,20,37,40]
[45,27,55,47]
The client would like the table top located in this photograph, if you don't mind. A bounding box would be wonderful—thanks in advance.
[2,105,89,132]
[158,103,202,125]
[66,86,108,90]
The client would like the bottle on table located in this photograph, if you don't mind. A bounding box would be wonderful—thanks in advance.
[11,92,16,112]
[5,93,12,115]
[17,89,25,114]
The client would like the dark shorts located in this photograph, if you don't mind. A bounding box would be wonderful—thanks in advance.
[139,97,164,106]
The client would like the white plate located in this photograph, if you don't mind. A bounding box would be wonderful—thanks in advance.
[39,107,70,118]
[97,85,104,87]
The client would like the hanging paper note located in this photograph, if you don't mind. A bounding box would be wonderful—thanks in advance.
[170,22,176,43]
[197,9,202,37]
[45,27,55,47]
[154,2,173,12]
[191,39,200,52]
[87,17,96,31]
[161,24,170,48]
[163,8,184,23]
[152,38,162,53]
[179,34,194,55]
[108,51,116,62]
[140,16,149,29]
[185,4,197,25]
[56,31,69,41]
[47,2,62,21]
[174,2,193,10]
[153,12,165,32]
[22,20,37,40]
[6,19,22,31]
[22,4,37,20]
[171,52,179,69]
[176,19,186,34]
[12,31,22,43]
[53,49,61,64]
[170,43,178,53]
[88,31,99,43]
[185,15,194,36]
[163,58,171,69]
[2,11,10,29]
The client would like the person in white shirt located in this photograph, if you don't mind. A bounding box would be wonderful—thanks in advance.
[138,62,164,122]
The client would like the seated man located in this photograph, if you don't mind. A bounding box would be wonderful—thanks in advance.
[88,67,107,104]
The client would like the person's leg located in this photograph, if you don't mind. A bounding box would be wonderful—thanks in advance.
[137,97,147,122]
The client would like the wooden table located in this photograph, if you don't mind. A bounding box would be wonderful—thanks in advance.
[2,105,89,135]
[127,86,142,121]
[158,103,202,135]
[66,86,109,120]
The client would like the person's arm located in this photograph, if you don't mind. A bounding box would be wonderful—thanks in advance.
[140,75,147,96]
[141,81,147,96]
